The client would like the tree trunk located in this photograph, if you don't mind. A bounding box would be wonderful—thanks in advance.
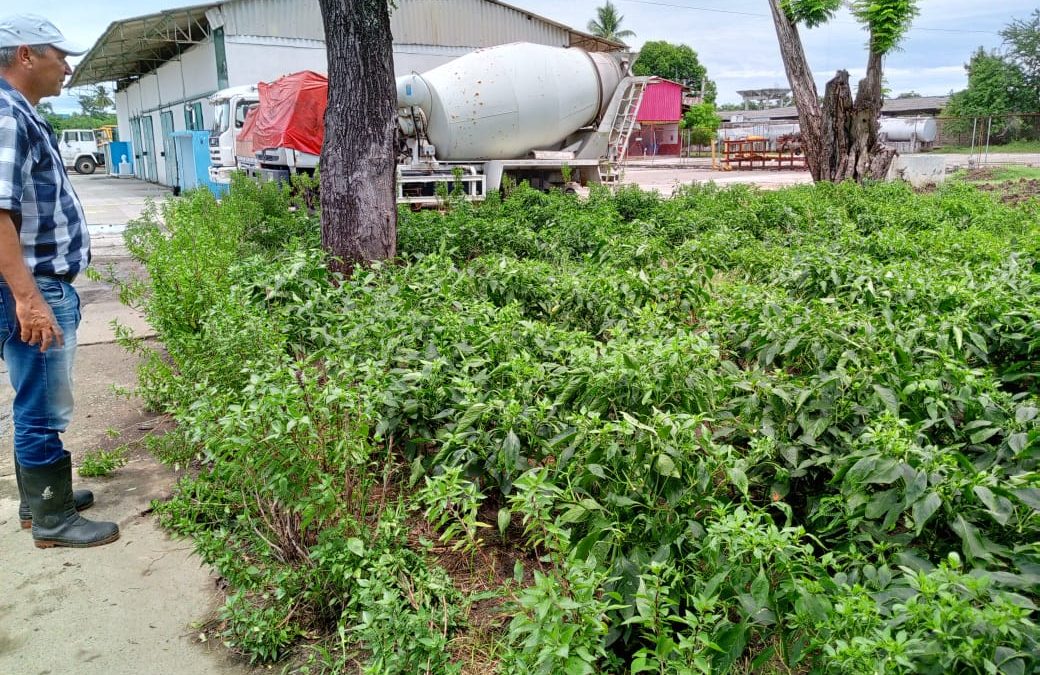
[318,0,397,276]
[768,3,897,183]
[820,50,896,182]
[767,0,824,180]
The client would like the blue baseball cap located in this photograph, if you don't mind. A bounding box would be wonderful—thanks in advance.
[0,14,87,56]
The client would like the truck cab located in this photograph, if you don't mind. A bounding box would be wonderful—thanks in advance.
[208,85,260,178]
[59,129,106,175]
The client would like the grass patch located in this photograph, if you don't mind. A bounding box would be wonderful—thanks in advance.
[933,139,1040,154]
[951,165,1040,183]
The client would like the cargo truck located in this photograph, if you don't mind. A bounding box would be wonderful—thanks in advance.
[207,84,260,183]
[59,128,107,174]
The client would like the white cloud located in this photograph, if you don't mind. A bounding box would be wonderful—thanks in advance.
[18,0,1036,105]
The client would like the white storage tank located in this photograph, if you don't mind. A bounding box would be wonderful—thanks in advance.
[880,117,937,143]
[397,42,625,161]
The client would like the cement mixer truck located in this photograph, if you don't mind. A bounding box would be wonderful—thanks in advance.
[395,42,648,204]
[228,43,650,203]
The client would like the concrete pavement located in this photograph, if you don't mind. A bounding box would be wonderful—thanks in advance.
[0,175,250,675]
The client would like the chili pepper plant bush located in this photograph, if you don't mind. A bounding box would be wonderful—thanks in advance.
[124,174,1040,673]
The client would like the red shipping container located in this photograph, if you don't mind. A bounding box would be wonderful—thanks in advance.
[244,70,328,156]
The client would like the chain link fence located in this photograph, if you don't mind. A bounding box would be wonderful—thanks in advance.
[934,114,1040,168]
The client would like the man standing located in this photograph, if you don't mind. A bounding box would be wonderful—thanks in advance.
[0,14,118,547]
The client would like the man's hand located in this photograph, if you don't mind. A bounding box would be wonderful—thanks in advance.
[1,210,65,352]
[15,291,64,352]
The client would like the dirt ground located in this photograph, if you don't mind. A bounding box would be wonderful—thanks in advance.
[0,176,251,675]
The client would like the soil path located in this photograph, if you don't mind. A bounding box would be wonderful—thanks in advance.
[0,176,249,674]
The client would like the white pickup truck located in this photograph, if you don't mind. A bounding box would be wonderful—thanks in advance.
[58,128,106,175]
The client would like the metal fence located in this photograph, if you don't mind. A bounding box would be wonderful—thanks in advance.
[935,114,1040,168]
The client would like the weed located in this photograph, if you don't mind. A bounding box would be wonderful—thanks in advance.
[126,174,1040,671]
[78,446,128,477]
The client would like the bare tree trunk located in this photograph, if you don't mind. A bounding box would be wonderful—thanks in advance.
[767,0,824,180]
[318,0,397,276]
[768,4,897,183]
[820,51,895,181]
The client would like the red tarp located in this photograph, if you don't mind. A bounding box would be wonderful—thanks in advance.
[241,70,328,155]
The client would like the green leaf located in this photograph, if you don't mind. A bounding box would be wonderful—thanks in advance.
[969,426,1000,445]
[865,458,902,485]
[1016,405,1038,423]
[974,486,1013,526]
[713,622,749,671]
[728,467,749,497]
[912,492,942,535]
[950,515,994,562]
[751,570,770,607]
[872,385,899,413]
[1013,488,1040,511]
[846,455,877,483]
[559,505,589,524]
[346,537,365,557]
[655,453,679,478]
[497,508,511,535]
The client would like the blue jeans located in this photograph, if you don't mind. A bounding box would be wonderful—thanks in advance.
[0,277,80,468]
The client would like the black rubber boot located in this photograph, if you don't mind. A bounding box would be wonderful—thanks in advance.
[20,454,119,549]
[15,460,94,529]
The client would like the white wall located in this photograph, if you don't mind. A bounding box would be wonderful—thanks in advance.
[393,44,470,75]
[115,41,220,186]
[225,37,329,83]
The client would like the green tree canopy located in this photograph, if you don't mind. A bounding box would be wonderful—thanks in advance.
[632,41,715,102]
[587,1,634,43]
[1000,9,1040,110]
[76,84,115,117]
[680,102,721,145]
[35,103,116,136]
[945,47,1030,118]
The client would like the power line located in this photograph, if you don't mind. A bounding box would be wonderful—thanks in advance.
[615,0,765,16]
[616,0,1001,35]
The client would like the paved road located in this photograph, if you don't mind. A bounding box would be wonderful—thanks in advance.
[0,175,250,675]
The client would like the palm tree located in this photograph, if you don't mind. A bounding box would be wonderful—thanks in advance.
[587,1,635,43]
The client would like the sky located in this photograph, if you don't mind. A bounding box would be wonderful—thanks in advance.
[19,0,1037,112]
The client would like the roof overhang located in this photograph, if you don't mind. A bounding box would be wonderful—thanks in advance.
[68,2,223,88]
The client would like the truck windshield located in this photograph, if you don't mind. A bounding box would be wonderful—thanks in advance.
[212,101,231,133]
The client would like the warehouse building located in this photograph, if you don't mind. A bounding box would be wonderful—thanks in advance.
[68,0,622,187]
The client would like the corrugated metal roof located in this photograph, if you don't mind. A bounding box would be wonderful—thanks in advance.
[719,95,952,122]
[70,0,624,87]
[68,2,219,87]
[637,80,682,123]
[882,95,950,114]
[218,0,324,40]
[393,0,567,49]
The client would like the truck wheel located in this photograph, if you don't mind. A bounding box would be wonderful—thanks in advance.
[75,157,97,175]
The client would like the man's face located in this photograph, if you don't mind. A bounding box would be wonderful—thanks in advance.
[28,45,72,99]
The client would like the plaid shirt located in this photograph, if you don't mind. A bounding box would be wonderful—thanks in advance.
[0,76,90,277]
